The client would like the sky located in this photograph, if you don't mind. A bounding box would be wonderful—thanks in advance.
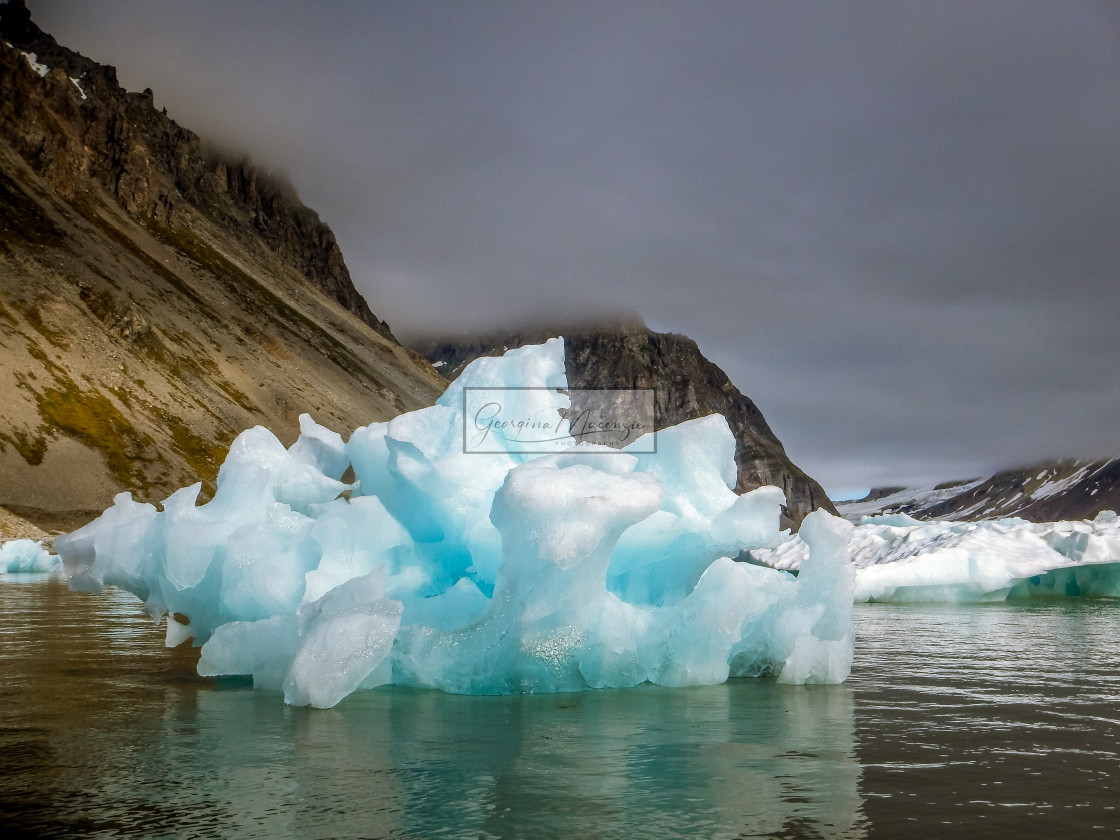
[28,0,1120,498]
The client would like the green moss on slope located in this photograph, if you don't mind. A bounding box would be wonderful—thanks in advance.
[33,378,158,490]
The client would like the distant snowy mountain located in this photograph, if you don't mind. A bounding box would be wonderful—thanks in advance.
[838,459,1120,523]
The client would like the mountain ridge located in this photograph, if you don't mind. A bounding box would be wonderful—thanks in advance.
[0,1,446,532]
[0,0,392,338]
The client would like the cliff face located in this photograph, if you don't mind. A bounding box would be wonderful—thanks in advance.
[425,324,837,529]
[0,2,446,532]
[0,0,390,337]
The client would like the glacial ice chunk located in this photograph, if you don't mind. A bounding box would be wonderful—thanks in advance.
[283,571,403,707]
[56,338,856,707]
[0,538,58,574]
[197,615,300,692]
[608,414,786,606]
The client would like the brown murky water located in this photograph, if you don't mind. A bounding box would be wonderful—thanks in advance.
[1,578,1118,838]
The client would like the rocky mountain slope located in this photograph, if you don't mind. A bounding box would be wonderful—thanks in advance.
[838,459,1120,523]
[0,2,446,532]
[424,322,836,529]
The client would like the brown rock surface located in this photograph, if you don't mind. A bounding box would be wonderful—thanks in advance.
[0,3,446,531]
[0,1,391,337]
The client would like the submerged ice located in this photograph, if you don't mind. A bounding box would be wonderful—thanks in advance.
[755,510,1120,602]
[55,339,855,707]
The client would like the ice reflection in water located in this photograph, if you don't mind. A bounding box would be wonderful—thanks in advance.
[0,581,865,839]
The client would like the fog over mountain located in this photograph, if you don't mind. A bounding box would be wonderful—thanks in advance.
[27,0,1120,497]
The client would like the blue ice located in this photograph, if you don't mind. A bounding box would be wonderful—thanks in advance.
[55,339,855,707]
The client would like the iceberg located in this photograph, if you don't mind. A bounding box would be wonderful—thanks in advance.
[0,537,58,574]
[55,338,855,707]
[754,510,1120,602]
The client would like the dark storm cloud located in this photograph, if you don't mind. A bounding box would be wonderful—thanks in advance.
[31,0,1120,496]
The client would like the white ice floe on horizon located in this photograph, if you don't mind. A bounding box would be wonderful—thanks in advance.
[54,338,856,707]
[753,510,1120,602]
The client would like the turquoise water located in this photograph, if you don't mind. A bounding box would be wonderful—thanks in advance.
[1,580,1118,838]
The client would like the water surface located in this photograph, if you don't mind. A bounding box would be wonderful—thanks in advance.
[2,580,1118,838]
[851,601,1120,836]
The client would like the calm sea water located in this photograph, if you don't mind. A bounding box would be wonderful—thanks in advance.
[1,579,1118,839]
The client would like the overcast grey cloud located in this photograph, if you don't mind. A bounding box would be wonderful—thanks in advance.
[30,0,1120,497]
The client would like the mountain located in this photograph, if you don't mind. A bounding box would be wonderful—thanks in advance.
[837,459,1120,523]
[423,322,837,529]
[0,1,446,532]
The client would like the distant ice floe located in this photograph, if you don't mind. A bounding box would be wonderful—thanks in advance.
[54,339,855,707]
[753,510,1120,602]
[0,538,58,574]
